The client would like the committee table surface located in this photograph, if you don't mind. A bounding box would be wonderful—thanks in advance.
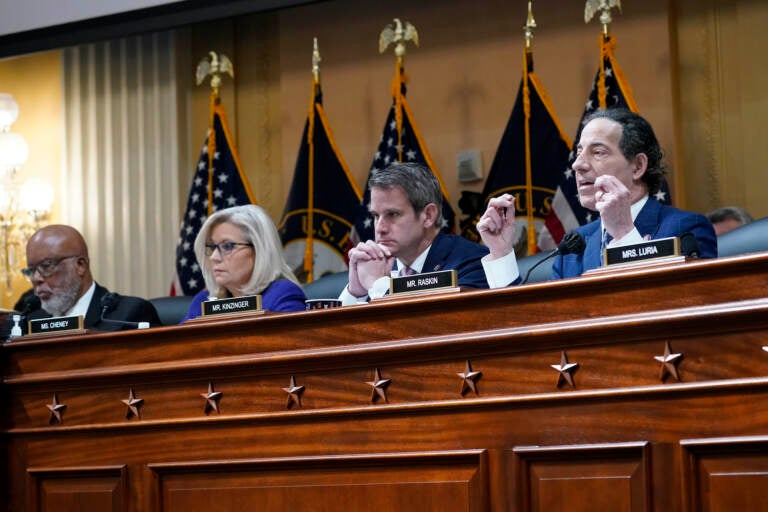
[3,252,768,511]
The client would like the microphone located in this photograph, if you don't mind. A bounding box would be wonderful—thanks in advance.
[99,292,150,330]
[680,232,700,258]
[17,292,41,316]
[521,231,587,284]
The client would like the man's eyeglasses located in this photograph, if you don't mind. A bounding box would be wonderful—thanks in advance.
[21,255,80,279]
[204,241,253,257]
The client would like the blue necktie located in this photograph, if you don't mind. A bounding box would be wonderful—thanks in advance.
[602,230,613,250]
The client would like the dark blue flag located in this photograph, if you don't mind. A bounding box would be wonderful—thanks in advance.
[462,49,571,255]
[279,84,362,283]
[545,34,671,244]
[172,96,256,295]
[353,67,456,243]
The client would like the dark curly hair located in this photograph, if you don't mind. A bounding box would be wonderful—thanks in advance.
[584,109,666,195]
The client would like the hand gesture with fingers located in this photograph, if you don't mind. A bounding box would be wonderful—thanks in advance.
[477,194,516,260]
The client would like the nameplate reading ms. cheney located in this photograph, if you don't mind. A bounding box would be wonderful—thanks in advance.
[29,315,84,335]
[202,295,263,317]
[390,269,458,296]
[604,236,680,266]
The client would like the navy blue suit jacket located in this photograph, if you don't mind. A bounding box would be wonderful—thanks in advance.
[415,233,489,289]
[26,283,161,331]
[551,198,717,279]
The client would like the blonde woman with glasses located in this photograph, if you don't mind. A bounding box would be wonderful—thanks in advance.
[180,205,306,322]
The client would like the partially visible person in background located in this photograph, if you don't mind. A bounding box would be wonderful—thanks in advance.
[706,206,753,236]
[180,204,306,322]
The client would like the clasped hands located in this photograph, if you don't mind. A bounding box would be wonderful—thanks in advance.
[347,240,395,298]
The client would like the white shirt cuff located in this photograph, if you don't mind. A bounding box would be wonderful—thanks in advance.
[609,227,644,248]
[339,285,367,306]
[339,276,392,305]
[368,276,391,299]
[481,252,520,289]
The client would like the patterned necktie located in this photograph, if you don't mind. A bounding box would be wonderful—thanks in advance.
[399,265,416,277]
[602,230,613,249]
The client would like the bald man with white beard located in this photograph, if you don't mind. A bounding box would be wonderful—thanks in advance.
[22,225,160,331]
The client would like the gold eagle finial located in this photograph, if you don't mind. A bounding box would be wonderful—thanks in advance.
[379,18,419,65]
[523,1,537,49]
[584,0,622,35]
[312,37,321,84]
[195,51,235,95]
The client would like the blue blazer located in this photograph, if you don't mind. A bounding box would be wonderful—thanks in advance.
[180,279,307,323]
[417,233,490,289]
[551,198,717,279]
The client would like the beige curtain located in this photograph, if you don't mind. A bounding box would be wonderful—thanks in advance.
[62,31,180,299]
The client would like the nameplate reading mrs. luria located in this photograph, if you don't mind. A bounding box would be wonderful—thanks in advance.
[29,315,84,336]
[390,269,458,296]
[202,295,263,317]
[604,236,680,266]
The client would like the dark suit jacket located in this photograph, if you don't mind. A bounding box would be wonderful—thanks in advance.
[411,233,490,289]
[551,198,717,279]
[27,283,161,332]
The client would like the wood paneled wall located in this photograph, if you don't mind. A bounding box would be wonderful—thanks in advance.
[177,0,767,223]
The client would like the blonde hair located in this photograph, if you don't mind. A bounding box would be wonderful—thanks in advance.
[194,204,299,297]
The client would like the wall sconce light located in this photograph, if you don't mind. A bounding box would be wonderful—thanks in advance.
[0,93,54,295]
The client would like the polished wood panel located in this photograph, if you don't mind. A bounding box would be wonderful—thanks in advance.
[514,443,650,512]
[26,465,126,512]
[682,436,768,512]
[3,254,768,511]
[150,451,488,511]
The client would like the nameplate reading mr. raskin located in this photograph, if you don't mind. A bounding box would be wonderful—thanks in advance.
[202,295,262,317]
[390,269,458,296]
[604,236,679,266]
[29,315,84,335]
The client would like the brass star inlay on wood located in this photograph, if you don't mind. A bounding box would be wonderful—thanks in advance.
[551,351,579,388]
[654,341,683,382]
[366,368,391,403]
[282,376,305,409]
[46,393,67,425]
[122,388,144,419]
[201,382,223,414]
[457,360,482,396]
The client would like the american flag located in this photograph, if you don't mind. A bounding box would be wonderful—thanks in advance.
[171,97,256,295]
[353,68,455,243]
[545,34,671,244]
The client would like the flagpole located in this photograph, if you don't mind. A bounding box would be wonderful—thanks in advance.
[584,1,622,110]
[195,51,236,216]
[303,39,321,282]
[380,18,419,165]
[522,2,537,254]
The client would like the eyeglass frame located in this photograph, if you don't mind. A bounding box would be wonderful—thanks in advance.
[204,241,254,257]
[21,255,81,279]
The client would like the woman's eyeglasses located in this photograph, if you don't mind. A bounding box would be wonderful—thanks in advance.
[204,241,253,257]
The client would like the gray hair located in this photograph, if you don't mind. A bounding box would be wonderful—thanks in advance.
[368,162,443,225]
[706,206,753,226]
[194,204,299,297]
[584,109,666,195]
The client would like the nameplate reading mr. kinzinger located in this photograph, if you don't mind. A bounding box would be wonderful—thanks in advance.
[29,315,84,335]
[604,236,680,266]
[202,295,263,317]
[390,269,458,296]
